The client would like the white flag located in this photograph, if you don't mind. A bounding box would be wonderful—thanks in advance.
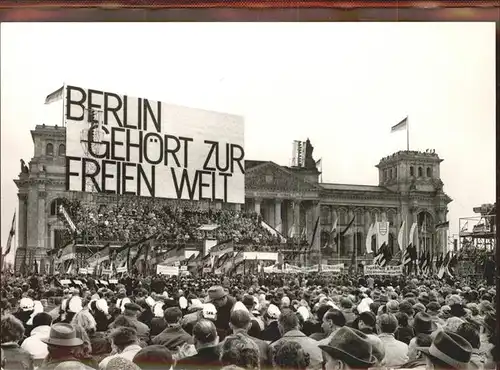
[391,116,408,132]
[365,223,374,254]
[408,222,417,246]
[45,85,64,105]
[397,221,406,251]
[375,221,389,250]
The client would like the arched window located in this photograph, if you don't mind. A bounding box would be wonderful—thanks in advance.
[321,206,331,225]
[58,144,66,156]
[394,167,398,178]
[410,166,414,176]
[46,143,54,156]
[387,211,395,227]
[418,167,423,177]
[426,167,432,177]
[389,169,392,179]
[50,198,62,216]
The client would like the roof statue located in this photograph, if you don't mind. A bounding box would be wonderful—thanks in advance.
[304,138,317,170]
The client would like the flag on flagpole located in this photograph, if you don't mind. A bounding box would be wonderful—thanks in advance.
[391,116,408,132]
[3,211,16,256]
[365,223,374,254]
[340,216,355,236]
[397,220,405,251]
[45,85,65,105]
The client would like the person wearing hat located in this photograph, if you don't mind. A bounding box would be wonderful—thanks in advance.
[260,304,281,343]
[15,297,35,331]
[318,326,377,369]
[417,330,473,369]
[206,286,235,341]
[426,302,445,328]
[38,323,94,370]
[407,312,438,361]
[111,303,148,343]
[377,313,409,367]
[241,295,263,338]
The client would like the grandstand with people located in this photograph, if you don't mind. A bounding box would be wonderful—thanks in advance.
[12,123,452,276]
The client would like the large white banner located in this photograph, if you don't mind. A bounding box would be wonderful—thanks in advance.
[64,85,245,203]
[363,264,403,276]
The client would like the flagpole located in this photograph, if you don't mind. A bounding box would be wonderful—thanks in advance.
[407,116,409,151]
[62,83,66,127]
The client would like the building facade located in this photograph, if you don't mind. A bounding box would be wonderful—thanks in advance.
[14,125,452,272]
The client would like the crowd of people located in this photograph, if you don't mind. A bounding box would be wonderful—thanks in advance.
[58,198,286,247]
[0,270,497,370]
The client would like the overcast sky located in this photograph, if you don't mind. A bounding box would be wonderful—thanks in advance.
[1,22,495,262]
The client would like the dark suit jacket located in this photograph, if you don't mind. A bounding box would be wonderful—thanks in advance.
[260,321,281,343]
[152,325,194,352]
[175,346,221,370]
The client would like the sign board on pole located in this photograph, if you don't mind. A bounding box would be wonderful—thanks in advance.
[157,265,179,276]
[79,268,88,274]
[116,266,127,273]
[363,265,403,276]
[64,85,245,203]
[180,266,188,271]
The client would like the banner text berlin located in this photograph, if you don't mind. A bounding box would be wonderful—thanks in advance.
[65,86,245,203]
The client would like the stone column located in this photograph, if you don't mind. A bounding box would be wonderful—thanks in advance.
[50,227,55,249]
[275,199,282,233]
[26,186,39,273]
[254,198,262,216]
[38,191,47,274]
[331,208,338,260]
[268,200,275,227]
[436,208,446,255]
[16,194,28,271]
[363,209,371,256]
[234,203,241,212]
[294,200,301,234]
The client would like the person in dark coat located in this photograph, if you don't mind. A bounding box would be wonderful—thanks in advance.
[175,320,221,370]
[206,286,235,341]
[136,300,153,329]
[151,307,194,352]
[259,304,281,343]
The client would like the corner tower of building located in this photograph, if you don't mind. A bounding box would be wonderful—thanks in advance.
[14,124,67,273]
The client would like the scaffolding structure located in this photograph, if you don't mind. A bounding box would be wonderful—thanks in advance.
[458,204,496,253]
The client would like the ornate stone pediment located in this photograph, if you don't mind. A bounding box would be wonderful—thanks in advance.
[245,161,320,193]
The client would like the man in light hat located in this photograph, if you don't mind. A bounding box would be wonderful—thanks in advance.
[318,326,377,369]
[206,285,235,340]
[38,323,94,370]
